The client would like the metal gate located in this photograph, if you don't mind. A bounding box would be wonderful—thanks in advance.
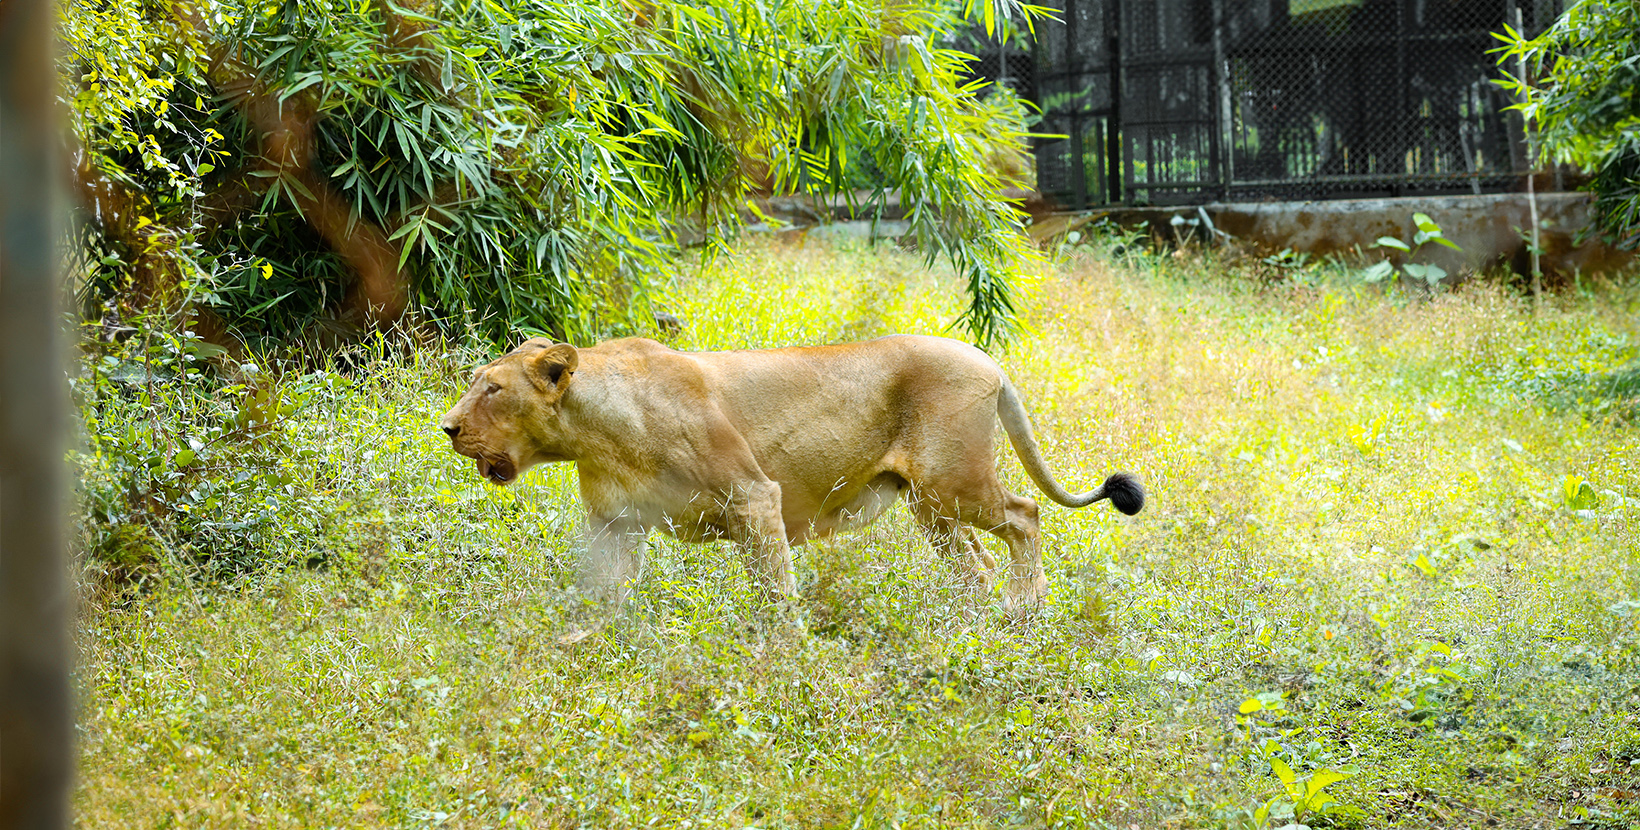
[1032,0,1569,209]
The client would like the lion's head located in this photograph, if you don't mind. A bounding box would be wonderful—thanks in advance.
[439,338,578,485]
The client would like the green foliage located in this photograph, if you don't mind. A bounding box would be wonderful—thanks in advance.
[1060,217,1152,270]
[1252,738,1355,828]
[1359,212,1463,288]
[1483,327,1640,424]
[1494,0,1640,249]
[1261,247,1314,271]
[60,0,1041,348]
[72,324,362,585]
[70,241,1640,828]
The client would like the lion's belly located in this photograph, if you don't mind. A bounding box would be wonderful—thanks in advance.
[623,487,732,544]
[783,471,907,545]
[657,518,725,544]
[615,463,906,547]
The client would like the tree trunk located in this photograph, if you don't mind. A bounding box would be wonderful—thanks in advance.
[0,0,75,826]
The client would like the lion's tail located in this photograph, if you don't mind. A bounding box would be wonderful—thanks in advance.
[996,379,1145,514]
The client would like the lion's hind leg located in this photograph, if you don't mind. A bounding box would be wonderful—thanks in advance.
[984,491,1045,613]
[909,491,996,592]
[913,482,1044,613]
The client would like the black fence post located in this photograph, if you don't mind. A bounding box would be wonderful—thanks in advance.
[0,0,74,827]
[1211,0,1231,201]
[1108,0,1124,205]
[1394,0,1408,197]
[1070,114,1089,209]
[1065,0,1089,209]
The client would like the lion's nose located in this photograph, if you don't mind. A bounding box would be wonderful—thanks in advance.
[441,422,460,438]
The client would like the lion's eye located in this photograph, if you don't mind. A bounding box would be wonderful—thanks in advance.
[485,383,501,395]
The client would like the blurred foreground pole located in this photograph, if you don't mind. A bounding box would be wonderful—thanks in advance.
[0,0,74,825]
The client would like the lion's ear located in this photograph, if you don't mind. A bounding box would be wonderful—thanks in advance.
[529,342,579,393]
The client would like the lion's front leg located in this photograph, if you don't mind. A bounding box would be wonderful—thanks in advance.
[725,480,796,599]
[578,512,649,605]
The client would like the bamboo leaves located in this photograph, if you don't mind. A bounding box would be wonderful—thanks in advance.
[64,0,1044,347]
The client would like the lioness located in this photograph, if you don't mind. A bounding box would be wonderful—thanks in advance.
[439,335,1143,609]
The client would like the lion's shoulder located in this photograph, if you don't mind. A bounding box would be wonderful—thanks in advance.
[582,337,688,376]
[587,336,672,356]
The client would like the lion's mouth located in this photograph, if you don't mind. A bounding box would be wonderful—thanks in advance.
[476,456,516,485]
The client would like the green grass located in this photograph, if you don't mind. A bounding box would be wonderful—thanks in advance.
[74,238,1640,828]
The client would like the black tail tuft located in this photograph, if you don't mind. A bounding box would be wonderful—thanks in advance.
[1103,472,1145,515]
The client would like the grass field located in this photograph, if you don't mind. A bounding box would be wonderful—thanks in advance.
[73,237,1640,828]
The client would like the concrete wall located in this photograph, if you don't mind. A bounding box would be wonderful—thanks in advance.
[1059,193,1634,280]
[754,190,1634,282]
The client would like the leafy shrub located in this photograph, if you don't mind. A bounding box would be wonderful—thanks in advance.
[61,0,1041,348]
[1496,1,1640,249]
[72,323,365,586]
[1359,213,1464,288]
[1485,329,1640,424]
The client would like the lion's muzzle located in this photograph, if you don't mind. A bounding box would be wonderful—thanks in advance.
[440,412,516,485]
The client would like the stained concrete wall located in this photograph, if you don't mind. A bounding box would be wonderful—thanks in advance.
[754,190,1634,281]
[1076,193,1633,280]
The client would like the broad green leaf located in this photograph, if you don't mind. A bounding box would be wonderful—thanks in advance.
[1409,552,1435,577]
[1269,753,1297,788]
[1428,666,1465,683]
[1564,475,1600,509]
[1360,261,1396,283]
[1305,768,1351,798]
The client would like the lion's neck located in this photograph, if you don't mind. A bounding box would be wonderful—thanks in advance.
[542,373,643,467]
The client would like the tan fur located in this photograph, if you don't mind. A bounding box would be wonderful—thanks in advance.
[440,334,1134,609]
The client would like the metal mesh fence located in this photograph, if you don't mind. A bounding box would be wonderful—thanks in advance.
[1028,0,1570,209]
[963,41,1037,102]
[1033,0,1119,206]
